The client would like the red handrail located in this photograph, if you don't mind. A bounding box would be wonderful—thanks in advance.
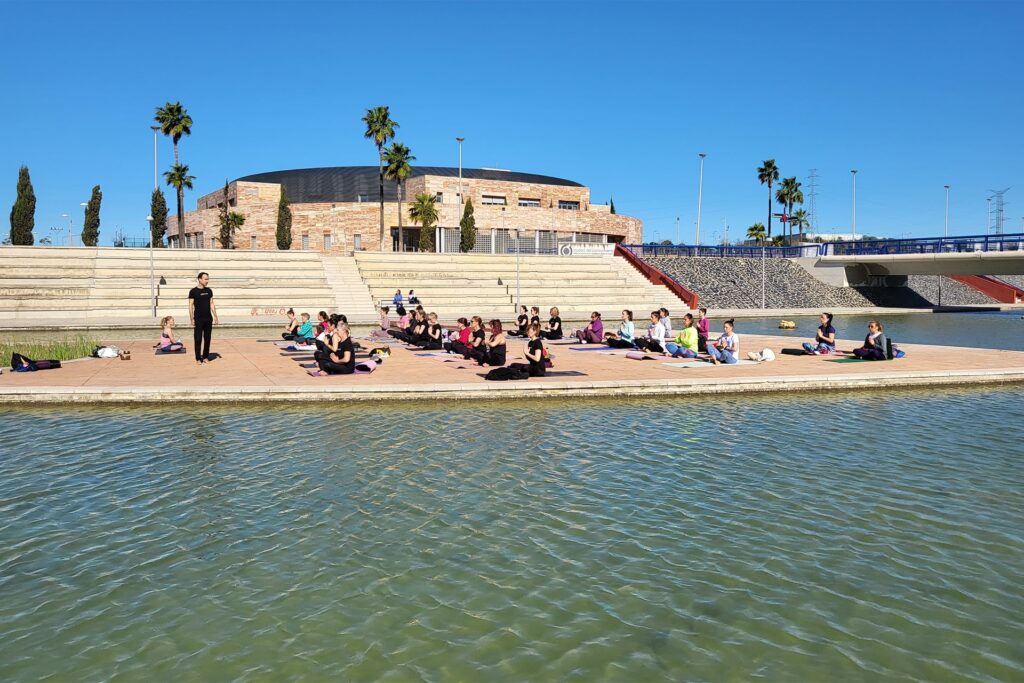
[949,275,1024,304]
[614,244,699,309]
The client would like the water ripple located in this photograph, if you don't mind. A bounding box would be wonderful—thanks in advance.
[0,387,1022,681]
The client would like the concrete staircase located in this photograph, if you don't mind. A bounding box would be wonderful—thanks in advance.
[0,247,353,327]
[321,255,377,319]
[352,252,684,321]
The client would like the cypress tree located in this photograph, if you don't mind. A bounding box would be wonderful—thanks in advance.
[276,187,292,250]
[81,185,101,246]
[150,188,168,247]
[218,180,232,248]
[609,196,616,214]
[459,199,476,252]
[9,165,36,245]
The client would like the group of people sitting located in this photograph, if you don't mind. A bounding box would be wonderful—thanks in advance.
[383,303,548,377]
[802,313,891,360]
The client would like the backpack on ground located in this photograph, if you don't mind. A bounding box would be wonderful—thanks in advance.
[485,366,530,381]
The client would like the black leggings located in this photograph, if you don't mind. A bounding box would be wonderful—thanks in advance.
[634,338,664,353]
[317,357,354,374]
[541,330,562,340]
[11,353,61,370]
[194,318,212,361]
[606,338,635,349]
[508,362,544,378]
[853,346,886,361]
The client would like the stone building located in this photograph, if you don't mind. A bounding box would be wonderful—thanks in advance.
[167,166,642,252]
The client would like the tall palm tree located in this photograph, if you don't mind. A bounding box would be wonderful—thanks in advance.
[408,193,439,252]
[790,209,810,242]
[362,106,398,250]
[164,164,195,245]
[155,102,194,240]
[775,178,793,242]
[383,142,415,251]
[775,177,803,242]
[757,160,780,238]
[746,222,766,245]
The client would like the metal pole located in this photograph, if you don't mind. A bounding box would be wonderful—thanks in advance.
[675,216,680,245]
[515,229,521,313]
[943,185,950,238]
[151,125,160,191]
[986,197,991,236]
[851,169,857,241]
[761,244,766,309]
[696,153,706,245]
[456,136,464,210]
[148,216,156,317]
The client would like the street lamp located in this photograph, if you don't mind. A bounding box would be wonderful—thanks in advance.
[850,170,858,241]
[147,215,156,316]
[512,227,521,314]
[696,153,706,245]
[943,185,950,239]
[456,136,464,210]
[151,125,160,191]
[61,213,72,247]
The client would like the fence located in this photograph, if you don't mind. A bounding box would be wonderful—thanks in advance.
[621,244,810,258]
[822,233,1024,256]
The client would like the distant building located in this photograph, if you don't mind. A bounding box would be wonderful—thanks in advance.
[168,166,642,252]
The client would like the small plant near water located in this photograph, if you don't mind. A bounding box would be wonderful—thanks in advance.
[0,335,100,364]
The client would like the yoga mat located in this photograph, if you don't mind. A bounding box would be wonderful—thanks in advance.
[568,346,612,351]
[826,357,868,363]
[662,359,757,368]
[474,370,588,379]
[415,352,450,357]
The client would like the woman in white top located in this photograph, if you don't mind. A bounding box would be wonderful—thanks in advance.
[707,318,739,365]
[634,310,667,353]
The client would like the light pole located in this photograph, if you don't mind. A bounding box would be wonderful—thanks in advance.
[512,227,521,314]
[147,215,156,317]
[49,226,62,246]
[986,197,991,235]
[943,185,950,238]
[456,136,464,213]
[151,125,160,191]
[851,169,858,241]
[675,216,680,245]
[696,153,706,245]
[61,213,72,247]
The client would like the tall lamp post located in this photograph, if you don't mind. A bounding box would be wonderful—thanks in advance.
[850,169,858,241]
[943,185,950,238]
[696,153,706,245]
[456,136,464,215]
[61,213,72,247]
[147,215,156,317]
[512,227,521,314]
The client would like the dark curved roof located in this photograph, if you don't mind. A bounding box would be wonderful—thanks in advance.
[236,166,583,203]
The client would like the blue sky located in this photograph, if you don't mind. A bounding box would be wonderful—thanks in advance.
[1,0,1021,245]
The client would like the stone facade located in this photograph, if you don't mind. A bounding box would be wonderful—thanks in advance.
[169,172,643,252]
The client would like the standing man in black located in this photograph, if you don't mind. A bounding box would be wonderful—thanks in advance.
[188,272,219,364]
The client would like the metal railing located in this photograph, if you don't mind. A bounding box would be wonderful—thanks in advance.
[822,232,1024,256]
[620,244,808,258]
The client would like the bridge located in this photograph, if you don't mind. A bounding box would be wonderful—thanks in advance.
[816,233,1024,276]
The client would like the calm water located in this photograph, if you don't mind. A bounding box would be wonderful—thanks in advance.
[1,389,1022,681]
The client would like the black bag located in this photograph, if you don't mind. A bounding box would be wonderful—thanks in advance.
[780,348,805,356]
[485,366,530,381]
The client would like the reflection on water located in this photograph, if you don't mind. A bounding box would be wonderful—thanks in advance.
[1,390,1022,681]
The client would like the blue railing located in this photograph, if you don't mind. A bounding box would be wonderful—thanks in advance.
[621,244,809,259]
[822,233,1024,256]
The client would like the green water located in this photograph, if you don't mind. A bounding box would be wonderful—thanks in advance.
[1,388,1022,681]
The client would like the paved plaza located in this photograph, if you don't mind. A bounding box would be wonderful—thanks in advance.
[3,333,1024,403]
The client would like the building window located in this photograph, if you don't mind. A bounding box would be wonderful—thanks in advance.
[357,194,370,203]
[482,195,506,206]
[434,192,444,204]
[250,235,257,250]
[185,235,193,249]
[353,234,362,251]
[518,198,541,208]
[558,200,580,210]
[302,234,310,250]
[323,233,332,251]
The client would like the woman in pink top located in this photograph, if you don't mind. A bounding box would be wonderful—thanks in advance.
[696,307,710,353]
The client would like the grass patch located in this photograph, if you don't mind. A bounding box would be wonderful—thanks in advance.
[0,335,100,364]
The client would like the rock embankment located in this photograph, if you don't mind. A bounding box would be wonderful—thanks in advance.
[640,256,999,309]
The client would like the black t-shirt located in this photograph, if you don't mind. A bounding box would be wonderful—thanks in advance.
[189,286,213,319]
[527,338,545,376]
[471,329,485,347]
[819,324,836,341]
[548,316,561,332]
[517,314,528,330]
[335,337,356,369]
[530,315,540,326]
[429,323,443,340]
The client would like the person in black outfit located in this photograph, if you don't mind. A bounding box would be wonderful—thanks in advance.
[507,323,546,377]
[529,306,541,329]
[315,324,356,375]
[188,272,218,364]
[473,319,507,366]
[413,313,445,350]
[540,307,562,340]
[461,316,486,359]
[510,305,529,337]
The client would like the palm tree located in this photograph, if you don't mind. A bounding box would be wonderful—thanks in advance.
[408,193,439,252]
[164,164,195,245]
[383,142,415,251]
[155,103,193,240]
[775,177,804,243]
[757,160,779,238]
[362,106,398,250]
[790,209,810,242]
[746,222,766,245]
